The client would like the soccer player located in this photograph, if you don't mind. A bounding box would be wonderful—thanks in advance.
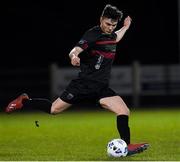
[5,4,149,156]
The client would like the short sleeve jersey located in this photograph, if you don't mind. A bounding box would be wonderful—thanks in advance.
[76,26,117,84]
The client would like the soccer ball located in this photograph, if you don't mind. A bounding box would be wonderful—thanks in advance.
[107,138,128,157]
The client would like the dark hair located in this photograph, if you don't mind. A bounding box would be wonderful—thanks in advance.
[101,4,123,21]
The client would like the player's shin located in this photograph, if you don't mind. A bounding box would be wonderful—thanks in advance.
[116,115,130,145]
[23,98,52,114]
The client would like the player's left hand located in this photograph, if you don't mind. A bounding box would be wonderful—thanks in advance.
[123,16,132,30]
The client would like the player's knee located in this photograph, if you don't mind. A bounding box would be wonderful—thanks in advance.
[50,106,59,115]
[116,104,130,116]
[125,107,130,116]
[115,107,130,116]
[114,106,130,116]
[99,99,109,108]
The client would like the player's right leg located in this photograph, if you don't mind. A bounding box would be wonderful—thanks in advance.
[5,79,84,114]
[5,93,71,114]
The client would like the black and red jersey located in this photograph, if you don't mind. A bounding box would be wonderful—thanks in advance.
[76,26,117,84]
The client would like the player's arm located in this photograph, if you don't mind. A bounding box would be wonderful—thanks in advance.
[69,28,94,66]
[115,16,132,43]
[69,46,84,66]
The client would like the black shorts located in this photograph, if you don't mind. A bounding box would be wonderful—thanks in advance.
[60,78,118,104]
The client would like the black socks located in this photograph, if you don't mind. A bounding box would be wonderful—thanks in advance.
[117,115,130,145]
[23,98,52,114]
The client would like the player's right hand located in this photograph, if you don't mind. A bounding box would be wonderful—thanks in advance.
[71,55,80,66]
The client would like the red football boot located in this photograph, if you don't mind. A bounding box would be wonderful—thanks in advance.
[5,93,29,113]
[127,143,149,156]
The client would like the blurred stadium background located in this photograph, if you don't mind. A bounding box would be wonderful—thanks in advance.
[0,0,180,108]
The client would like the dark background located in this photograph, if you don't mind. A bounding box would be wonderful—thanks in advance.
[0,0,179,66]
[0,0,179,107]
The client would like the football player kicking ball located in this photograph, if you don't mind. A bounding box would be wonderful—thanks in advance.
[5,4,149,156]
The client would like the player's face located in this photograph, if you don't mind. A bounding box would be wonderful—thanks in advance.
[100,17,118,34]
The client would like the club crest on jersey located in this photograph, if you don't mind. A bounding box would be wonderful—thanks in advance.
[79,40,86,44]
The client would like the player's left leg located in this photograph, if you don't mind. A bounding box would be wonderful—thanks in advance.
[99,95,130,144]
[99,95,149,156]
[5,93,71,114]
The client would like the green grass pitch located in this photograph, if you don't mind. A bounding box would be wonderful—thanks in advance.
[0,108,180,161]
